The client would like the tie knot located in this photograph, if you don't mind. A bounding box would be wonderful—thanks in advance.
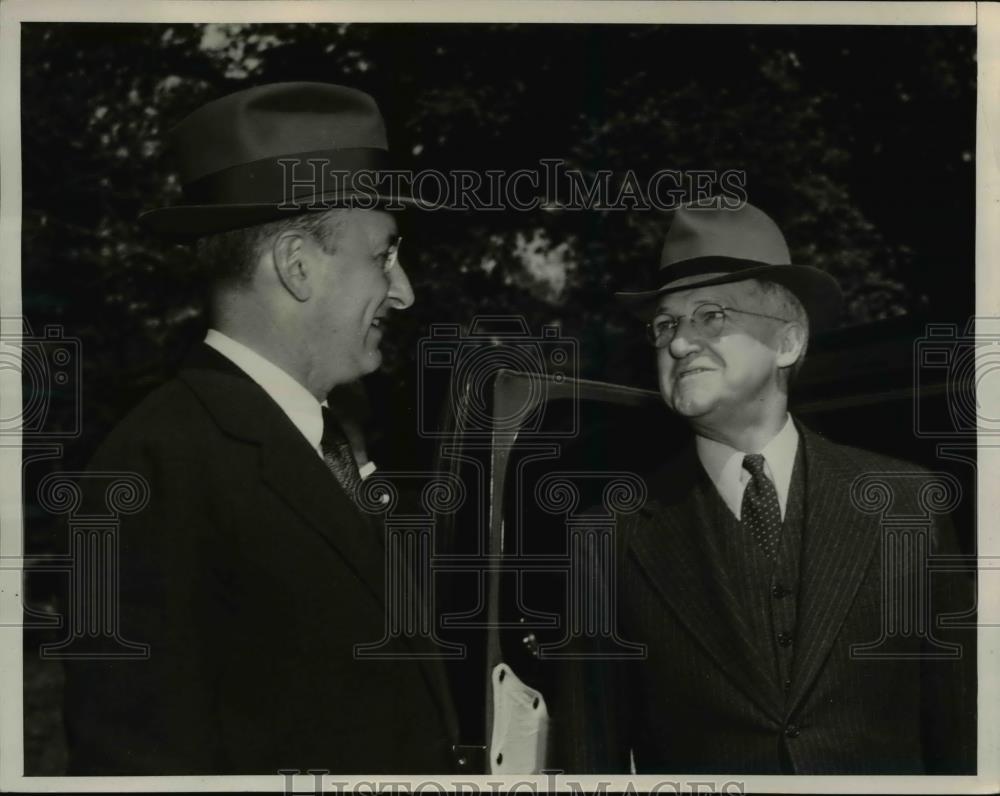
[319,406,364,506]
[742,453,768,479]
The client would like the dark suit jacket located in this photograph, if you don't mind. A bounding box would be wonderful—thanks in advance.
[62,344,459,775]
[555,424,975,775]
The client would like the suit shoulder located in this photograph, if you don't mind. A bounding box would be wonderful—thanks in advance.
[801,427,954,517]
[802,426,927,475]
[87,377,215,469]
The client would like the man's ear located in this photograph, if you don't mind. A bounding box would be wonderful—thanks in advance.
[775,321,807,369]
[271,231,312,302]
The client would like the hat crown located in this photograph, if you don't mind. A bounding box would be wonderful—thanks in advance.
[616,199,843,330]
[662,202,791,268]
[170,82,388,183]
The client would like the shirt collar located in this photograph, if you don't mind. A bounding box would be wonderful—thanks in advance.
[204,329,324,454]
[695,414,800,521]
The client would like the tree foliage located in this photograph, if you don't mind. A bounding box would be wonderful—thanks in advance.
[20,22,975,463]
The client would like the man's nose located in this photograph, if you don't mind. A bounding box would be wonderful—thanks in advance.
[666,317,703,358]
[386,261,415,310]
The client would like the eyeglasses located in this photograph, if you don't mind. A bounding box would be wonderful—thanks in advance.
[646,302,792,347]
[382,237,402,273]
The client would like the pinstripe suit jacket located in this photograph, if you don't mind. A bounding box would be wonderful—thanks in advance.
[555,423,975,774]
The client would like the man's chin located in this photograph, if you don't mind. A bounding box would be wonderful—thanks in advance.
[664,387,718,419]
[672,402,716,420]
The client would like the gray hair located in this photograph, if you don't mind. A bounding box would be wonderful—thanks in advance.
[194,208,348,285]
[746,279,810,384]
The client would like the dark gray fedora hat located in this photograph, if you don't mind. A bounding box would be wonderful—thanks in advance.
[616,200,843,330]
[139,82,433,241]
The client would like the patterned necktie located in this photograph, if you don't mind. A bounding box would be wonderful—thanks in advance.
[741,453,782,561]
[320,406,363,506]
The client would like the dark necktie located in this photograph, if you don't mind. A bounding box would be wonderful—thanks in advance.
[741,453,782,561]
[321,406,363,506]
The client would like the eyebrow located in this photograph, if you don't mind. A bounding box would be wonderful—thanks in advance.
[655,298,723,314]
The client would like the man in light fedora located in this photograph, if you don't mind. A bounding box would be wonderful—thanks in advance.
[62,83,458,774]
[556,200,974,774]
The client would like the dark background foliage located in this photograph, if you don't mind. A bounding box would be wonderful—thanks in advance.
[21,22,975,464]
[18,22,975,774]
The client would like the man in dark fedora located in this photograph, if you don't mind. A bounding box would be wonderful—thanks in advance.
[556,201,975,774]
[62,83,458,775]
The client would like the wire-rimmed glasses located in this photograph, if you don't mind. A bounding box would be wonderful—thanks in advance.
[646,302,792,347]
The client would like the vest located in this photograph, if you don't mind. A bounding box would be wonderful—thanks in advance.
[699,444,807,699]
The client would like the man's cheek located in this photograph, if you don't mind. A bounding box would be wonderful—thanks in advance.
[657,368,676,408]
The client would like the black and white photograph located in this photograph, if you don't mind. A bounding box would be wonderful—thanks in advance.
[0,0,994,792]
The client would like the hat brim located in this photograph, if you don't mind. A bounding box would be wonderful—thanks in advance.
[138,190,445,242]
[616,264,843,332]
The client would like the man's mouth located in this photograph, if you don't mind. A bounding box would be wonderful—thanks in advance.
[677,366,713,380]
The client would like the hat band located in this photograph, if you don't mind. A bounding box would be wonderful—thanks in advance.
[183,147,392,205]
[658,255,781,281]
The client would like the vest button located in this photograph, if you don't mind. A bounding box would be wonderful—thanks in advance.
[771,584,788,599]
[785,724,800,738]
[777,631,794,647]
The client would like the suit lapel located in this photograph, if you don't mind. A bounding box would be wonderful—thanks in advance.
[178,345,389,606]
[786,426,881,713]
[257,425,389,606]
[178,344,457,739]
[628,447,784,721]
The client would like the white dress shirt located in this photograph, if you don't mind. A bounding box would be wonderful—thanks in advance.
[206,329,324,453]
[204,330,375,477]
[695,414,800,521]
